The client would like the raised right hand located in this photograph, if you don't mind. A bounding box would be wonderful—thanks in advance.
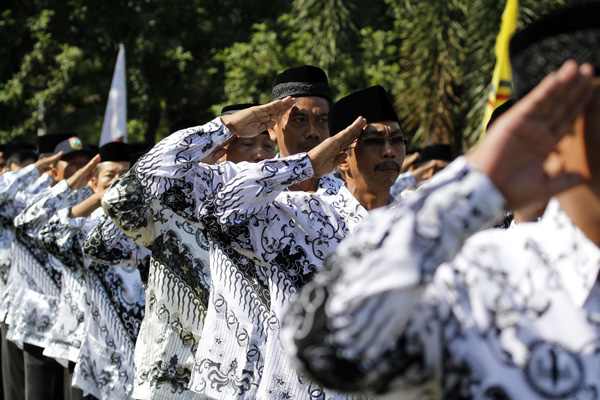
[34,151,63,174]
[66,154,101,190]
[220,97,296,138]
[467,60,595,210]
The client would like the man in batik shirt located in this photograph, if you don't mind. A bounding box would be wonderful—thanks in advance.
[196,85,407,399]
[11,137,96,399]
[282,4,600,399]
[101,103,277,400]
[37,142,146,399]
[0,146,62,399]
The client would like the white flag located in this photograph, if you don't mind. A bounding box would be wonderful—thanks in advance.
[99,44,127,146]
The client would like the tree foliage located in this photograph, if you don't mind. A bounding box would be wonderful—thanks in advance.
[0,0,590,151]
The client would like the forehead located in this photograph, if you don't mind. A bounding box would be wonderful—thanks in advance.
[362,121,402,136]
[233,135,274,145]
[286,96,330,115]
[60,152,92,164]
[98,160,130,172]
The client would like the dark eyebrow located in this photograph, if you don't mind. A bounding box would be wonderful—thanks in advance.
[289,109,308,117]
[362,126,403,137]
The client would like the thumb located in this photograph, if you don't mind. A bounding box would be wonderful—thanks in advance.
[333,116,367,150]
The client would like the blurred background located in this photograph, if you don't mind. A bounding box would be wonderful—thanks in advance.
[0,0,586,153]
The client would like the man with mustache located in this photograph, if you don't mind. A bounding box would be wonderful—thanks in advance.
[281,3,600,399]
[196,85,405,398]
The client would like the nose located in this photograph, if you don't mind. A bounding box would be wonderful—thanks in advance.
[305,119,320,140]
[253,145,265,162]
[381,138,396,158]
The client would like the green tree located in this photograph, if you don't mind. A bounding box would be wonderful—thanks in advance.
[0,0,288,146]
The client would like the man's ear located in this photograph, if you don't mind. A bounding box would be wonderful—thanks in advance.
[268,127,278,142]
[90,176,100,193]
[337,153,350,174]
[51,167,59,183]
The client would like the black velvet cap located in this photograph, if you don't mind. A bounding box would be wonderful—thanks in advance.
[38,132,77,155]
[328,86,400,137]
[220,103,256,116]
[271,65,332,103]
[4,143,37,162]
[509,2,600,99]
[98,142,131,163]
[419,144,454,163]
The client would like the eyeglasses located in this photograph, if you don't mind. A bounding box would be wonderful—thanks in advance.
[358,135,409,151]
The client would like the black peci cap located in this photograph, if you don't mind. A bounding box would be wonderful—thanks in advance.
[509,2,600,99]
[328,86,401,137]
[98,142,131,163]
[271,65,332,103]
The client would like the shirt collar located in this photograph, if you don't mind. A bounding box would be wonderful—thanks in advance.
[539,198,600,308]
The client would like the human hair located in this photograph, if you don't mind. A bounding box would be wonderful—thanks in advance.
[7,150,38,168]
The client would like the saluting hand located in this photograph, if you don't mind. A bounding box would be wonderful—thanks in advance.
[34,151,63,174]
[66,154,101,190]
[467,60,595,210]
[220,97,296,138]
[308,116,367,177]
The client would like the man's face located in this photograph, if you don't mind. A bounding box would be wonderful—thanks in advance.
[9,158,35,172]
[52,152,92,182]
[92,161,130,193]
[342,121,406,190]
[268,96,330,157]
[221,134,276,164]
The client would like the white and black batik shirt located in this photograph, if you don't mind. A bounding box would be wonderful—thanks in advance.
[108,117,340,399]
[282,156,600,400]
[98,175,211,400]
[40,206,146,399]
[107,118,273,399]
[8,180,91,349]
[197,153,380,400]
[0,165,52,315]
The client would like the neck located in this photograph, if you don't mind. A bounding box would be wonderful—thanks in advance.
[557,184,600,248]
[345,181,390,211]
[289,176,321,193]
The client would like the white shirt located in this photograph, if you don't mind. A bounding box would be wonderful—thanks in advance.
[197,154,373,399]
[40,206,146,399]
[9,180,91,348]
[282,156,600,399]
[100,174,211,400]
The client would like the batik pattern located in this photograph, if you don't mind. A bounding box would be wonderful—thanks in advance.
[40,206,146,399]
[198,153,375,399]
[0,166,52,317]
[101,171,212,400]
[7,180,91,348]
[281,157,600,399]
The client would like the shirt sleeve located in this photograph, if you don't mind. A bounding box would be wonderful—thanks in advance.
[38,207,86,271]
[199,153,314,227]
[14,180,92,246]
[280,156,507,395]
[132,117,238,223]
[0,164,41,223]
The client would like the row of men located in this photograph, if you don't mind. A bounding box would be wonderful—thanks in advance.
[0,64,452,398]
[1,2,597,399]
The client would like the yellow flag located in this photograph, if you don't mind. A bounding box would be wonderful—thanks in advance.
[480,0,518,137]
